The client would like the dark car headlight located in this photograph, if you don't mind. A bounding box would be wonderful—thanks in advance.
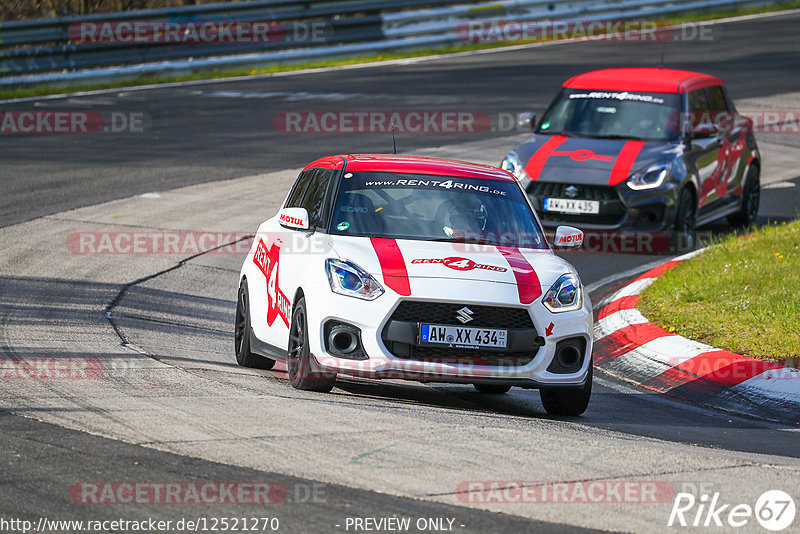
[627,164,670,190]
[501,152,531,188]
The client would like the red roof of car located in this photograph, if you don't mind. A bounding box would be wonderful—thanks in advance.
[563,68,723,94]
[303,154,515,181]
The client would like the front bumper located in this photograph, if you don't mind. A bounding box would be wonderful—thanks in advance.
[529,181,681,232]
[303,278,593,388]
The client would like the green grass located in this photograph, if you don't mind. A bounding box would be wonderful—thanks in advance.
[638,220,800,361]
[2,1,799,101]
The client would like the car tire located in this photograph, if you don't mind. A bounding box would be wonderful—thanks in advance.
[235,279,275,370]
[287,297,336,392]
[539,363,592,416]
[727,165,760,227]
[473,384,512,394]
[673,187,697,252]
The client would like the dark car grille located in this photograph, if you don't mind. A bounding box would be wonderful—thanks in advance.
[529,182,619,201]
[529,181,626,226]
[388,301,534,329]
[381,301,539,367]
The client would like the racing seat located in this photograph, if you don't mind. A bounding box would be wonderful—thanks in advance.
[337,192,385,234]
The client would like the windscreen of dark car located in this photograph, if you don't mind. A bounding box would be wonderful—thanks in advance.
[537,88,681,141]
[329,172,547,249]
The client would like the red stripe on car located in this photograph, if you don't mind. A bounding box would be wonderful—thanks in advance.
[370,238,411,296]
[524,135,567,181]
[608,140,645,186]
[496,247,542,304]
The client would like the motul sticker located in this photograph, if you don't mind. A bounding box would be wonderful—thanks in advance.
[556,233,582,245]
[253,239,291,327]
[279,212,305,227]
[411,257,507,272]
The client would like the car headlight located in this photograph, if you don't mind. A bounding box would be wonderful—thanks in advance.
[542,273,583,313]
[627,164,669,190]
[501,152,531,187]
[326,259,384,300]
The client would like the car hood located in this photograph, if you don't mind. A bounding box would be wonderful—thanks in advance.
[329,236,572,302]
[512,133,681,185]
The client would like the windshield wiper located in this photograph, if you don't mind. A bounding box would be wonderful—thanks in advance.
[582,133,647,140]
[536,130,571,137]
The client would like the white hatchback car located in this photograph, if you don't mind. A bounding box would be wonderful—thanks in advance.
[236,154,593,415]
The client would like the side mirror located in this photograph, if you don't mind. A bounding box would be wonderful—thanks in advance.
[691,121,719,138]
[518,112,537,132]
[553,226,584,248]
[278,207,310,230]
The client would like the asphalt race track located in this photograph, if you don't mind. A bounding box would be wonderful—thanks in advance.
[1,10,800,533]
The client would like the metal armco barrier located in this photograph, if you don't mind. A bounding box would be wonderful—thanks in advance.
[0,0,780,86]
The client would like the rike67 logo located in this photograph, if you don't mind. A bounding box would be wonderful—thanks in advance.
[253,239,291,327]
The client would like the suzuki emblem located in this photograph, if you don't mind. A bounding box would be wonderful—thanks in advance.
[456,307,474,324]
[565,185,580,198]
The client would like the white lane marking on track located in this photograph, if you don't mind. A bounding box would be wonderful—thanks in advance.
[3,8,799,105]
[34,98,116,107]
[764,181,796,189]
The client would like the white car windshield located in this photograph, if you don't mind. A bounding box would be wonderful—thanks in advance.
[329,171,547,249]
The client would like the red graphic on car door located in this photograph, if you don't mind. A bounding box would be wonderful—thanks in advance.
[253,239,291,327]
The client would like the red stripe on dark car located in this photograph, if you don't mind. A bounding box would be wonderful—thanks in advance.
[370,238,411,296]
[524,135,568,181]
[496,247,542,304]
[608,140,645,186]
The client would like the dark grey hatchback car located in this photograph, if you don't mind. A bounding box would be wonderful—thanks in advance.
[501,68,761,246]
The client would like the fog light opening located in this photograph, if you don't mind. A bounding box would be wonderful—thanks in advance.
[556,345,581,369]
[330,328,358,354]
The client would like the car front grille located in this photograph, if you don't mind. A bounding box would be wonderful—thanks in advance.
[381,301,539,367]
[528,182,619,201]
[387,301,534,329]
[529,181,627,226]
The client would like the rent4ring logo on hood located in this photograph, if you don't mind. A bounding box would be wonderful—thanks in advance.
[253,239,291,327]
[411,257,508,272]
[525,136,645,185]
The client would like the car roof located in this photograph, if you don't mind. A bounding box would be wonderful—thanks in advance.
[563,68,724,94]
[303,154,516,181]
